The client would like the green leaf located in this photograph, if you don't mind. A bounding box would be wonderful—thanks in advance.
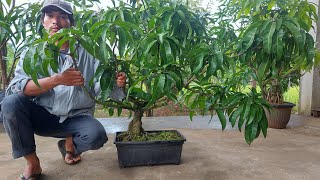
[283,20,303,51]
[259,110,268,138]
[127,73,149,98]
[245,123,253,145]
[238,99,248,131]
[41,59,50,77]
[193,53,204,74]
[49,51,59,73]
[100,70,115,101]
[186,22,193,39]
[147,74,166,106]
[163,39,173,63]
[23,49,33,75]
[78,36,96,58]
[250,120,259,142]
[262,21,276,53]
[206,58,217,77]
[143,39,158,57]
[167,71,182,90]
[189,111,195,121]
[117,107,122,117]
[118,27,127,58]
[257,60,268,82]
[229,104,243,127]
[31,71,40,88]
[158,32,167,44]
[176,10,186,21]
[154,74,166,95]
[241,27,258,52]
[275,29,284,60]
[164,12,175,30]
[108,107,114,116]
[197,95,206,110]
[305,33,315,63]
[243,98,252,119]
[89,20,108,34]
[116,21,143,35]
[247,105,256,125]
[216,108,227,130]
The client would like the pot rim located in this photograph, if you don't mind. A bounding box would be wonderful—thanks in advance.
[270,102,296,108]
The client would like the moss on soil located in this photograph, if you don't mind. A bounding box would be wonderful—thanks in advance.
[117,131,183,142]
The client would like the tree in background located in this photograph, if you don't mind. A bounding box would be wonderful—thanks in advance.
[0,0,40,90]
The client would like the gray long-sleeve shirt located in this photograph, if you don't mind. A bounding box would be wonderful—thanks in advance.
[6,46,101,123]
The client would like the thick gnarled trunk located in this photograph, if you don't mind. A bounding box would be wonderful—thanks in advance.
[128,109,144,135]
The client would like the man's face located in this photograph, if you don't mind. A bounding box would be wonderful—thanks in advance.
[42,10,71,36]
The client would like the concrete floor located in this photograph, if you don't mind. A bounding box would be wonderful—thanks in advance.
[0,114,320,180]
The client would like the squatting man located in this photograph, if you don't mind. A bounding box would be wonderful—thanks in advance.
[1,0,127,179]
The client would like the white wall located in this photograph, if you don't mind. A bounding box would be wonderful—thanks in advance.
[299,0,319,115]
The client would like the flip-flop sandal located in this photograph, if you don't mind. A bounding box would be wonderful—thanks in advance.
[19,173,41,180]
[57,139,81,165]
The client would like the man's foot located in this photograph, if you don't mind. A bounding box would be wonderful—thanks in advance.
[19,173,41,180]
[18,153,42,180]
[58,137,81,165]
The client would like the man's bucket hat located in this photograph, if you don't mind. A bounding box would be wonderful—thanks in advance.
[41,0,73,14]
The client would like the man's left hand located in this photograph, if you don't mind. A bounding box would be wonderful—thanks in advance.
[116,72,126,88]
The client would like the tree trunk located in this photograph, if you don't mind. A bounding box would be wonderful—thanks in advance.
[146,109,153,117]
[0,44,8,91]
[250,80,256,88]
[128,109,144,135]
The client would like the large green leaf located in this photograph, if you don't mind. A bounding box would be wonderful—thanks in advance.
[283,19,303,51]
[118,27,127,58]
[216,108,227,130]
[275,29,284,60]
[241,26,258,52]
[229,104,243,127]
[257,60,269,83]
[167,71,182,90]
[192,53,204,74]
[305,33,315,64]
[143,39,158,57]
[262,21,276,54]
[206,58,217,77]
[152,74,166,97]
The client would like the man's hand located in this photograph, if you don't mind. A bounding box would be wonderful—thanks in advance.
[55,68,84,86]
[116,72,126,88]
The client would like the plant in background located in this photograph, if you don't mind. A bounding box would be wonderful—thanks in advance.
[230,0,319,104]
[0,0,42,90]
[23,0,270,144]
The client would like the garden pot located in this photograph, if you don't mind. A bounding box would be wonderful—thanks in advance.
[114,130,186,168]
[265,102,296,129]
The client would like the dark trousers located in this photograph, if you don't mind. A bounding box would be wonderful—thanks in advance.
[1,94,107,159]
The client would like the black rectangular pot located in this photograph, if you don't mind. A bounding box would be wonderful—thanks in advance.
[114,130,186,168]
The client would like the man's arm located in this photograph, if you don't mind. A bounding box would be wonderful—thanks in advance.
[24,68,84,96]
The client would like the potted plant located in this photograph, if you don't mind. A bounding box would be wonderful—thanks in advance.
[232,0,319,128]
[23,0,270,167]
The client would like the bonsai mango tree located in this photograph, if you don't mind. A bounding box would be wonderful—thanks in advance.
[23,0,270,144]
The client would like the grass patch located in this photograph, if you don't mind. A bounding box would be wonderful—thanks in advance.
[283,86,299,113]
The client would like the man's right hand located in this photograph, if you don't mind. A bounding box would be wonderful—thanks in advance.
[55,68,84,86]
